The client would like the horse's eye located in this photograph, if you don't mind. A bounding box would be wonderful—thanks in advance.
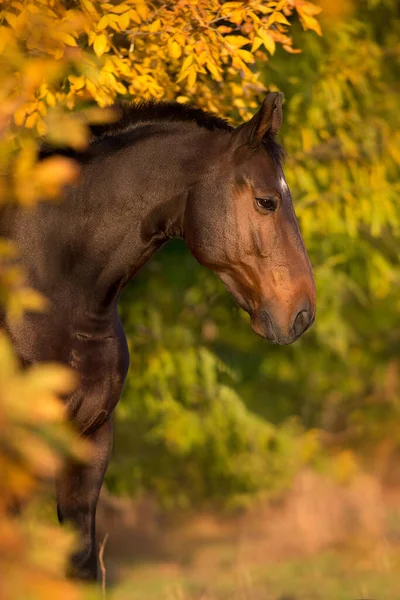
[255,196,277,213]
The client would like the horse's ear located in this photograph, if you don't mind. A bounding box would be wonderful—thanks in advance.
[234,92,284,150]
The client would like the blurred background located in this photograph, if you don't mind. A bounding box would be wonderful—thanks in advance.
[1,0,400,598]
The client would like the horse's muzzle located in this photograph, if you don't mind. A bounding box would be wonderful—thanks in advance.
[251,304,315,345]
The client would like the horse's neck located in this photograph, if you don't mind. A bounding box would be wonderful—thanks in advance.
[50,126,217,312]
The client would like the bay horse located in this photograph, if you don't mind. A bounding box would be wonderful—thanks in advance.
[0,93,315,581]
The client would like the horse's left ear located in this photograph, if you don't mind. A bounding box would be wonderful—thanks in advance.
[234,92,284,150]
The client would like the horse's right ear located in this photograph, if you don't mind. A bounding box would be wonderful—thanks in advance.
[234,92,284,150]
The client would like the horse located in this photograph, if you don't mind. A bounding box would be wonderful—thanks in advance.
[0,92,316,581]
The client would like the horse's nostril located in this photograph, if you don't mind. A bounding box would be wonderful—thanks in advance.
[260,310,277,342]
[293,309,312,338]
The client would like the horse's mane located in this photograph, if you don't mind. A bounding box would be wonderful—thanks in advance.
[89,100,233,139]
[40,100,284,164]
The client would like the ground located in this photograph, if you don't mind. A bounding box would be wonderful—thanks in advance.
[111,544,400,599]
[92,471,400,599]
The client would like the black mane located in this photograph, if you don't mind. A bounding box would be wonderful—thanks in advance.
[91,100,284,163]
[40,100,284,164]
[89,100,233,139]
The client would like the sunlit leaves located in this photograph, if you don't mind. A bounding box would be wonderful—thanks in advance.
[0,0,322,134]
[0,327,89,596]
[0,328,85,500]
[108,306,308,509]
[295,0,323,35]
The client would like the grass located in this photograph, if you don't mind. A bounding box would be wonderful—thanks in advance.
[110,541,400,600]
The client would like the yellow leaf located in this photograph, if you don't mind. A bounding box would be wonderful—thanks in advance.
[237,49,254,63]
[26,2,40,13]
[177,54,194,81]
[298,11,322,35]
[206,59,221,81]
[36,156,79,194]
[37,119,47,136]
[283,44,301,54]
[37,101,47,117]
[17,288,48,313]
[300,1,323,16]
[110,3,129,14]
[81,0,99,15]
[232,55,245,70]
[114,81,127,94]
[28,363,77,395]
[170,40,182,59]
[258,29,276,55]
[129,9,141,24]
[93,33,109,57]
[187,66,197,88]
[68,74,85,90]
[85,77,98,98]
[97,14,111,30]
[175,33,186,45]
[196,50,208,66]
[46,92,56,107]
[217,26,233,34]
[81,106,120,125]
[148,18,161,32]
[14,106,27,127]
[224,35,250,48]
[268,12,290,26]
[46,111,89,150]
[118,11,130,30]
[0,26,13,53]
[0,333,19,376]
[230,8,246,25]
[25,112,39,129]
[53,47,64,60]
[55,32,77,47]
[136,2,149,21]
[0,239,18,258]
[25,101,39,116]
[221,1,243,15]
[4,12,18,27]
[251,37,263,52]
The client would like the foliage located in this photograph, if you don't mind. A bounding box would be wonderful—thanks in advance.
[1,0,321,129]
[108,294,308,508]
[0,331,90,599]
